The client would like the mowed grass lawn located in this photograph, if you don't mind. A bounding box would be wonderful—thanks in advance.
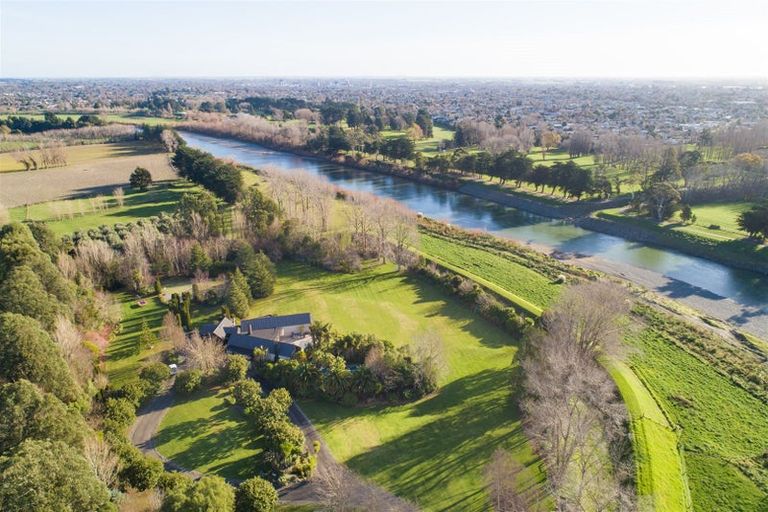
[9,181,198,236]
[154,387,266,482]
[247,261,546,511]
[606,360,689,511]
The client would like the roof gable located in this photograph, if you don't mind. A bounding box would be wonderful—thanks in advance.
[240,313,311,332]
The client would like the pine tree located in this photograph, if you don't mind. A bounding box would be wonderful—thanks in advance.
[226,269,251,319]
[138,319,158,353]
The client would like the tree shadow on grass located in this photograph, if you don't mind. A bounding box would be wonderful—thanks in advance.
[404,273,517,350]
[154,394,267,482]
[315,369,546,511]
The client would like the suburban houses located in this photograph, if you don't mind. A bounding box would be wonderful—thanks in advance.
[198,313,313,360]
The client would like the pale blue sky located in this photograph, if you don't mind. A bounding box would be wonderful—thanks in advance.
[2,0,766,78]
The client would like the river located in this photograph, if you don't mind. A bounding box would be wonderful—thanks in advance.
[180,131,768,338]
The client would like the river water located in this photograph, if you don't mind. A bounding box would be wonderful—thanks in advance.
[180,131,768,337]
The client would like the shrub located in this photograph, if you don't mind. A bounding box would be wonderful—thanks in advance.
[173,370,202,395]
[104,397,136,432]
[230,378,262,411]
[118,448,163,491]
[117,380,150,407]
[235,477,278,512]
[222,354,250,384]
[157,471,192,493]
[139,362,171,394]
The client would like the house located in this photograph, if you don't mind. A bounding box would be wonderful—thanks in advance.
[199,313,313,360]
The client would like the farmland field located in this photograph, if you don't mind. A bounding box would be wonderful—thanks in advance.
[8,181,196,236]
[245,261,546,511]
[0,142,176,207]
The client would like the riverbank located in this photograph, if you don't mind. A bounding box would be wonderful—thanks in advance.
[179,125,768,276]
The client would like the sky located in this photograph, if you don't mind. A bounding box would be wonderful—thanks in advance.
[1,0,767,79]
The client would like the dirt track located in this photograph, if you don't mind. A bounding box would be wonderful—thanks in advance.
[0,152,176,208]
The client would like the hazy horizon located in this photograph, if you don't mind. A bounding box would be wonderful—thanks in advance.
[2,0,767,80]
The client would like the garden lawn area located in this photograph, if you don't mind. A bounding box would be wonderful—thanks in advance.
[249,261,547,511]
[154,386,266,481]
[9,181,197,235]
[628,327,768,511]
[380,126,455,155]
[106,292,171,387]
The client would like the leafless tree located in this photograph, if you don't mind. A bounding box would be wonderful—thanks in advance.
[484,448,530,512]
[316,464,419,512]
[161,312,187,352]
[83,437,121,488]
[411,331,448,390]
[182,332,227,375]
[541,281,630,358]
[112,187,125,208]
[160,129,178,153]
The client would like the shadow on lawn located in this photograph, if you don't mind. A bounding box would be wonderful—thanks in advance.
[333,369,546,511]
[154,394,266,481]
[404,273,515,350]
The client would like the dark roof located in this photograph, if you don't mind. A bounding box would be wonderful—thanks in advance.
[227,333,299,359]
[198,317,235,340]
[240,313,311,332]
[198,323,217,337]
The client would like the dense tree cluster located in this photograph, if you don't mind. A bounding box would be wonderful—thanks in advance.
[738,202,768,240]
[260,322,444,405]
[229,379,315,484]
[172,145,245,203]
[0,112,105,134]
[518,282,634,510]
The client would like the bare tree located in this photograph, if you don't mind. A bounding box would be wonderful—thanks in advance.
[182,332,227,375]
[541,281,630,358]
[484,448,529,512]
[83,437,121,488]
[316,464,419,512]
[161,312,187,352]
[160,129,178,153]
[112,187,125,208]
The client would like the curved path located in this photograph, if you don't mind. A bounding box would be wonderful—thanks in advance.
[129,381,410,508]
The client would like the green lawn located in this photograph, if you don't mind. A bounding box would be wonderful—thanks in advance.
[107,292,172,386]
[107,284,220,387]
[418,227,693,511]
[597,204,768,267]
[247,261,546,511]
[380,126,455,155]
[9,181,197,236]
[154,386,266,482]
